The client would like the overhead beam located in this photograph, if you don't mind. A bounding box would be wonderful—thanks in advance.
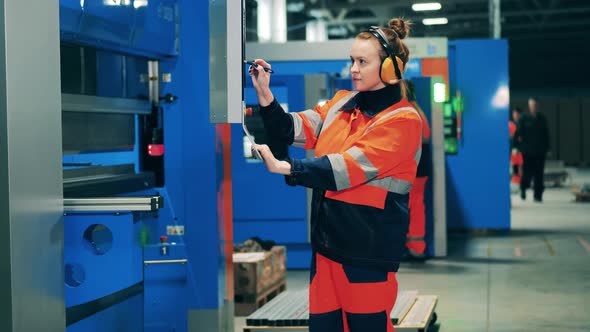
[489,0,501,38]
[304,0,494,10]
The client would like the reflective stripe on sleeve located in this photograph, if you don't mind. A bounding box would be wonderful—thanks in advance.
[291,113,305,148]
[292,110,322,148]
[326,153,351,191]
[414,146,422,164]
[346,146,379,182]
[366,176,412,194]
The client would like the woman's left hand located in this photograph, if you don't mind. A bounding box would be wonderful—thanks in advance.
[253,144,291,175]
[248,59,274,106]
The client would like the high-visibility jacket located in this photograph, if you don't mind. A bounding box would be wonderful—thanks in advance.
[412,100,432,178]
[509,120,523,167]
[260,88,422,271]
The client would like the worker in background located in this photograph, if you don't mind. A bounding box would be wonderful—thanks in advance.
[249,18,421,332]
[404,81,430,261]
[514,97,550,202]
[509,107,523,185]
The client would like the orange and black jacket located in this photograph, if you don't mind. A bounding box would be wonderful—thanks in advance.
[412,100,432,178]
[260,84,422,271]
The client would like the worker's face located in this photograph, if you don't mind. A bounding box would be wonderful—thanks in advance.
[528,99,537,113]
[512,110,519,122]
[350,39,386,92]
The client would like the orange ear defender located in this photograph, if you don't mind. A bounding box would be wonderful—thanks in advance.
[367,26,403,83]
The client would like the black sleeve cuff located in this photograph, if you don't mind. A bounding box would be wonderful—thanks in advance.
[284,157,301,187]
[259,98,295,145]
[259,98,280,112]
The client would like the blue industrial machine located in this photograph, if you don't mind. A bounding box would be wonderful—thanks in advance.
[445,39,510,230]
[60,0,177,58]
[58,0,234,331]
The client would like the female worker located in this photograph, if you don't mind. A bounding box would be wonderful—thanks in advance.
[249,18,421,332]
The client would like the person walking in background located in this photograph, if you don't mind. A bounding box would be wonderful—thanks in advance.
[249,18,421,332]
[405,81,431,260]
[514,97,550,202]
[509,107,523,185]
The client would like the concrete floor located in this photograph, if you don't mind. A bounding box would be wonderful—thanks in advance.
[235,168,590,332]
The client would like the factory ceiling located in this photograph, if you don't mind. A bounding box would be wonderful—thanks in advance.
[245,0,590,91]
[298,0,590,41]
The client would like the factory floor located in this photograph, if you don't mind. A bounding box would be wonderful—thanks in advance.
[234,168,590,332]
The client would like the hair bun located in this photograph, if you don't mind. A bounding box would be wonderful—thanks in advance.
[388,18,410,39]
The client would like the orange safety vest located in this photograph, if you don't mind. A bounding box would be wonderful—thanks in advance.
[291,90,423,209]
[262,88,424,270]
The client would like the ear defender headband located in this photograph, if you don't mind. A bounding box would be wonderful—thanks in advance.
[367,26,404,83]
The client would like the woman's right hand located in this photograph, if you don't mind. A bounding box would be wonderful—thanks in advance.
[248,59,274,106]
[253,144,291,175]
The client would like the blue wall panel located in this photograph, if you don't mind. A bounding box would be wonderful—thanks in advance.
[446,39,510,230]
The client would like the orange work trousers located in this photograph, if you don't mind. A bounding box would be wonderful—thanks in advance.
[407,176,428,255]
[309,253,398,332]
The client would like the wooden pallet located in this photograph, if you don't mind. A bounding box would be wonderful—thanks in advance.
[243,290,438,332]
[574,192,590,202]
[236,278,287,316]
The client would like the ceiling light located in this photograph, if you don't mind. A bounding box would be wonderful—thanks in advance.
[423,17,448,25]
[412,3,442,11]
[286,2,304,12]
[133,0,148,8]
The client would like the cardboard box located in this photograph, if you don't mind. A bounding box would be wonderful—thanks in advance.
[270,246,286,285]
[233,246,286,300]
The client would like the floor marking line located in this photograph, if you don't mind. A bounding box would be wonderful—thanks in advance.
[577,236,590,254]
[543,237,556,256]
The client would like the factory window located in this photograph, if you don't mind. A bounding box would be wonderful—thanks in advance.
[83,224,114,255]
[65,263,86,287]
